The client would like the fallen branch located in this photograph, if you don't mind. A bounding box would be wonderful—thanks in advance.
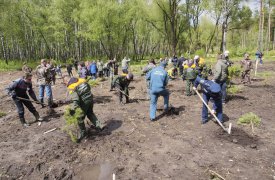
[43,128,58,134]
[209,170,225,180]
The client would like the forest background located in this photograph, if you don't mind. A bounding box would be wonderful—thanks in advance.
[0,0,274,68]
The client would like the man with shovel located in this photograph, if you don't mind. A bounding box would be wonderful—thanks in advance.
[6,73,43,127]
[193,77,223,124]
[111,73,134,104]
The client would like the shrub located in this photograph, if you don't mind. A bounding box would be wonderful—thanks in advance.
[63,107,83,143]
[227,85,242,94]
[238,112,261,134]
[87,79,99,87]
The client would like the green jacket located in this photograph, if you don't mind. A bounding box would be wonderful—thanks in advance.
[112,75,131,87]
[69,79,93,112]
[213,59,228,82]
[183,64,197,80]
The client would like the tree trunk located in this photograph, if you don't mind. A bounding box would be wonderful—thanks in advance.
[1,35,8,64]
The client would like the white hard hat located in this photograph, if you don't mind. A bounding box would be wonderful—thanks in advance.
[194,55,199,60]
[224,50,229,54]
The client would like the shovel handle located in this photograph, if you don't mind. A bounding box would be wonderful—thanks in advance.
[193,88,228,132]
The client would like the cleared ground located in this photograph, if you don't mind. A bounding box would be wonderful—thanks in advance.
[0,62,274,179]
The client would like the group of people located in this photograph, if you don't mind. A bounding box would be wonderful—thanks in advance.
[6,51,258,142]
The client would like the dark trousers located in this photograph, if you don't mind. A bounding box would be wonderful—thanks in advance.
[116,84,129,103]
[13,97,37,119]
[202,93,223,123]
[68,70,73,77]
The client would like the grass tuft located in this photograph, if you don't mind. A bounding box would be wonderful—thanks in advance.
[237,112,261,126]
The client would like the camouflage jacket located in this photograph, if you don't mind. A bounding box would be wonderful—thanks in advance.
[35,65,52,85]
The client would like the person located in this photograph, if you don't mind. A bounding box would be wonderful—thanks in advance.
[223,50,233,66]
[103,62,110,77]
[146,60,169,121]
[48,60,57,85]
[194,55,208,79]
[78,62,89,79]
[193,76,223,124]
[213,54,229,104]
[97,60,104,78]
[241,53,253,84]
[66,64,73,77]
[22,62,32,73]
[121,57,130,74]
[142,59,156,100]
[56,64,62,77]
[177,55,185,76]
[36,59,54,108]
[108,59,118,91]
[111,73,134,104]
[66,77,103,142]
[6,73,43,127]
[89,61,97,80]
[255,49,263,65]
[182,59,197,96]
[171,54,178,77]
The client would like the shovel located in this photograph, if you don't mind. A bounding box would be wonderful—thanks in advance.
[193,87,232,134]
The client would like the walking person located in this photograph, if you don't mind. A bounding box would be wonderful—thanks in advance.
[241,53,253,84]
[146,60,169,121]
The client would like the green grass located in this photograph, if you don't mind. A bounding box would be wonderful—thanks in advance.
[0,112,6,118]
[256,71,275,78]
[237,112,261,126]
[87,78,100,87]
[227,85,243,95]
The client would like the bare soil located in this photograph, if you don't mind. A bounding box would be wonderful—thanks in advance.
[0,62,275,180]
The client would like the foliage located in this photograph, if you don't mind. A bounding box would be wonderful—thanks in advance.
[237,112,261,126]
[257,71,275,78]
[0,112,6,118]
[227,85,242,95]
[228,65,241,78]
[0,0,274,62]
[63,106,83,143]
[87,79,99,87]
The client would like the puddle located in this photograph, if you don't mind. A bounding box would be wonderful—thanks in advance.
[75,163,114,180]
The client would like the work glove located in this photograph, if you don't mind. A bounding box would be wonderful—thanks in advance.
[192,87,197,91]
[69,109,75,116]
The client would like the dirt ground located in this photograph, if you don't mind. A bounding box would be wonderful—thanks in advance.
[0,61,275,180]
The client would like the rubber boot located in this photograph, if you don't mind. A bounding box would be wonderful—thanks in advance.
[77,123,86,143]
[19,117,30,127]
[33,111,43,121]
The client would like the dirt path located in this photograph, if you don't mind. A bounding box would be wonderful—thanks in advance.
[0,62,275,179]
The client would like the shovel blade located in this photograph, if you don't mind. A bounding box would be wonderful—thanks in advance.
[227,123,232,134]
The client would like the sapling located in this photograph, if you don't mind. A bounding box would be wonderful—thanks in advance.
[238,112,261,134]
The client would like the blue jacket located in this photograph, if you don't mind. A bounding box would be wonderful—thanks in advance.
[194,77,221,97]
[146,65,168,92]
[90,63,97,74]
